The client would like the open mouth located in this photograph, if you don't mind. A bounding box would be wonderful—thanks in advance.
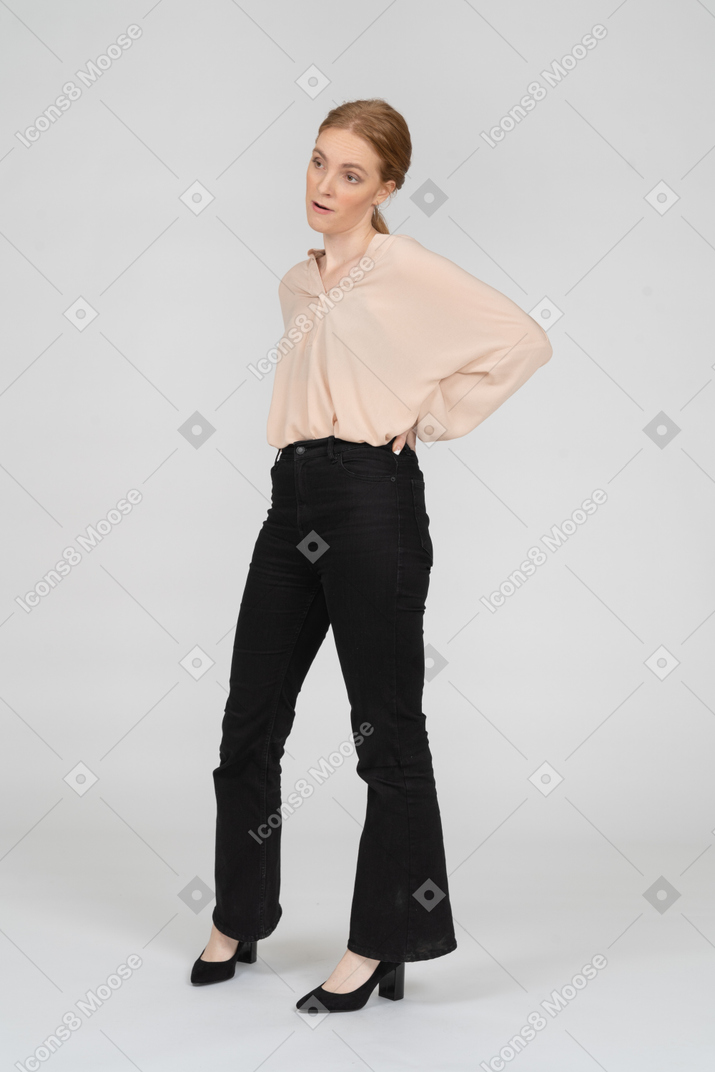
[312,200,332,211]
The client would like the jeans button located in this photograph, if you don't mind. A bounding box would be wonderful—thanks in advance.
[296,445,305,455]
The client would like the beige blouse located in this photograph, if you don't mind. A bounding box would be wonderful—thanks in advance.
[266,232,552,448]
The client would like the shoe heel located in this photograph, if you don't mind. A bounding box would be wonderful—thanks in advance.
[378,962,404,1000]
[236,940,257,964]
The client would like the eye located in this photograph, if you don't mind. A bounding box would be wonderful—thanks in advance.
[346,173,359,183]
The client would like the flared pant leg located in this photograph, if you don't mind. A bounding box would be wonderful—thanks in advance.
[211,529,330,942]
[310,452,457,963]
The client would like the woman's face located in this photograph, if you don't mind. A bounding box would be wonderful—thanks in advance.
[306,126,395,236]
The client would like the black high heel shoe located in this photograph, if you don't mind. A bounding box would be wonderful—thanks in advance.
[190,939,257,985]
[296,960,404,1013]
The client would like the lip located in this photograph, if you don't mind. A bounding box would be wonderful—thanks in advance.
[311,200,333,214]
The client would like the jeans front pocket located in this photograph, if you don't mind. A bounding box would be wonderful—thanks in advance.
[410,478,433,563]
[338,445,398,482]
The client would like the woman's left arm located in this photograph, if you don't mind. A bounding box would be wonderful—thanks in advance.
[381,239,552,451]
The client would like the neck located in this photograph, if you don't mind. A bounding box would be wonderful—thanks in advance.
[318,226,379,273]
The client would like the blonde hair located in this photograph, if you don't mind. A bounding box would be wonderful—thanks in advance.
[316,99,412,234]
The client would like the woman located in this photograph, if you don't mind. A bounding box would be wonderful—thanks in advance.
[191,99,552,1012]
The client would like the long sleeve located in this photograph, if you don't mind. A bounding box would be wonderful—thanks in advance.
[384,238,553,442]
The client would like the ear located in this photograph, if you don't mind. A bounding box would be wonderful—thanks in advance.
[378,182,397,204]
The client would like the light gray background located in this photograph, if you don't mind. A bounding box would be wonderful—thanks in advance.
[1,1,714,1069]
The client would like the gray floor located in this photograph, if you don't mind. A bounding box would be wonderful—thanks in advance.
[4,825,714,1071]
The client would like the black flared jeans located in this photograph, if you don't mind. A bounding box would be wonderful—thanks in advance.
[211,434,457,962]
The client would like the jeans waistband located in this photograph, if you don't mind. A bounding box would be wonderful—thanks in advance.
[274,434,407,464]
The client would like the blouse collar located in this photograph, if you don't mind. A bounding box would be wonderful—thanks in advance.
[306,232,393,294]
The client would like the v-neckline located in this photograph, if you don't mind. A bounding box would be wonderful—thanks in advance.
[307,232,385,296]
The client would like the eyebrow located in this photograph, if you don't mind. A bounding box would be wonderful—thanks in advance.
[312,148,367,174]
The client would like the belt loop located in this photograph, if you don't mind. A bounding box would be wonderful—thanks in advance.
[274,447,282,463]
[327,435,336,464]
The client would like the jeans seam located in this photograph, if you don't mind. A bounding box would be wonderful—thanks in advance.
[393,478,413,957]
[347,936,457,962]
[256,583,323,933]
[411,478,433,561]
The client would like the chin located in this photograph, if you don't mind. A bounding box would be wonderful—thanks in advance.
[307,213,333,234]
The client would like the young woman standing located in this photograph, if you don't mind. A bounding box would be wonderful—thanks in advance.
[191,99,552,1012]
